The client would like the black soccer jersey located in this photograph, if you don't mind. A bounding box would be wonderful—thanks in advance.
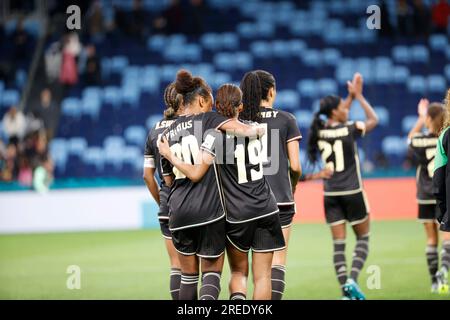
[161,112,231,231]
[144,118,176,219]
[200,121,279,224]
[317,121,365,196]
[258,107,302,205]
[409,132,438,203]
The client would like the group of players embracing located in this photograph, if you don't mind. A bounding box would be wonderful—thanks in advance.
[143,68,380,300]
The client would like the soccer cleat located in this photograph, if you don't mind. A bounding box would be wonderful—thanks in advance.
[435,269,449,294]
[431,282,439,294]
[344,279,366,300]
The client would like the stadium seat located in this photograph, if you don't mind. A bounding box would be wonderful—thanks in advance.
[147,34,166,51]
[429,34,448,51]
[289,39,307,56]
[302,50,322,67]
[121,84,140,107]
[373,106,390,126]
[201,33,221,50]
[222,32,239,49]
[250,41,272,58]
[407,76,427,93]
[124,126,147,146]
[322,48,341,66]
[146,115,162,129]
[402,115,418,133]
[2,89,20,107]
[210,72,232,89]
[293,110,313,129]
[276,90,300,109]
[68,137,88,156]
[103,136,125,150]
[103,86,122,107]
[393,66,410,83]
[61,97,81,118]
[83,147,105,171]
[428,75,447,92]
[49,138,68,172]
[122,146,142,170]
[297,79,317,98]
[318,79,338,95]
[272,41,291,58]
[411,45,429,63]
[392,46,410,63]
[445,64,450,82]
[381,136,408,156]
[234,52,253,70]
[110,56,129,73]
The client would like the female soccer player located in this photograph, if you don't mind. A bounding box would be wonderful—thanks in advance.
[159,84,285,300]
[433,88,450,294]
[408,98,446,293]
[306,73,378,300]
[143,82,183,299]
[159,70,264,300]
[239,70,302,300]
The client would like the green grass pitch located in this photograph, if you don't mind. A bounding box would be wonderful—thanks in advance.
[0,220,448,300]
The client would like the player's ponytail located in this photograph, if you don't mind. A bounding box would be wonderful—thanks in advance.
[240,71,262,122]
[307,95,341,164]
[175,69,211,106]
[163,82,183,120]
[216,84,242,118]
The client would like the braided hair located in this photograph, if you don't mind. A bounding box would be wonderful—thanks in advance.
[215,84,242,118]
[163,82,183,120]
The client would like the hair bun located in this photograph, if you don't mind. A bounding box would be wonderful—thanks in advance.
[175,69,196,95]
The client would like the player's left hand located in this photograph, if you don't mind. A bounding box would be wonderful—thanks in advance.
[157,136,171,159]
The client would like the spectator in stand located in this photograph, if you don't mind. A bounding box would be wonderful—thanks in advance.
[17,155,32,187]
[432,0,450,34]
[12,18,30,63]
[397,0,413,36]
[412,0,431,38]
[1,143,18,181]
[59,32,81,87]
[129,0,147,39]
[2,106,26,145]
[186,0,208,35]
[34,88,57,140]
[154,0,184,34]
[83,45,101,86]
[33,154,54,193]
[379,1,394,38]
[88,1,105,43]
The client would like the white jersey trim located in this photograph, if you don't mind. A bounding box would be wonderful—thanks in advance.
[225,209,280,224]
[168,213,225,232]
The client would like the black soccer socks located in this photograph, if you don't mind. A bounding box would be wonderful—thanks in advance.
[199,272,221,300]
[271,265,286,300]
[425,245,439,284]
[179,273,199,300]
[350,234,370,282]
[170,268,181,300]
[333,239,348,289]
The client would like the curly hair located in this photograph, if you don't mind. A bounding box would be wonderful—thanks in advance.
[442,88,450,133]
[175,69,211,106]
[215,84,242,118]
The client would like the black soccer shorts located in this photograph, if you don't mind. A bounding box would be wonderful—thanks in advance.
[278,204,296,228]
[418,203,439,222]
[226,214,286,253]
[324,191,369,226]
[171,218,226,258]
[159,218,172,239]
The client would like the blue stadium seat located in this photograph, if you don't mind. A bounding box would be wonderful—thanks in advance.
[2,89,20,107]
[68,137,88,156]
[110,56,129,73]
[15,69,27,89]
[343,28,360,44]
[428,75,447,92]
[411,45,429,63]
[407,76,426,93]
[381,136,408,156]
[122,146,142,170]
[82,147,104,170]
[237,22,255,38]
[210,73,232,89]
[160,65,180,82]
[222,32,239,49]
[184,44,202,62]
[445,64,450,82]
[250,41,272,58]
[61,97,81,118]
[49,138,68,172]
[302,50,322,67]
[124,126,147,146]
[147,34,166,51]
[146,115,162,129]
[289,39,307,56]
[322,48,341,66]
[104,135,125,150]
[276,90,300,109]
[235,52,253,70]
[402,115,418,133]
[140,72,160,94]
[103,86,122,107]
[393,66,410,83]
[201,33,221,50]
[297,79,317,98]
[318,78,338,95]
[429,34,448,51]
[272,41,291,58]
[121,84,140,107]
[392,45,410,63]
[373,106,390,126]
[293,110,313,129]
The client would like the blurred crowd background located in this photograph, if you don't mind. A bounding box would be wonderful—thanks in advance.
[0,0,449,191]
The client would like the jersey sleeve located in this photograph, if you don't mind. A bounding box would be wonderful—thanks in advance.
[350,121,366,139]
[203,112,232,131]
[286,113,302,143]
[143,130,156,168]
[200,131,222,157]
[433,129,449,219]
